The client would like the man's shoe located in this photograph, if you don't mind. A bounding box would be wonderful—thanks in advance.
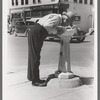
[37,79,46,83]
[32,81,47,87]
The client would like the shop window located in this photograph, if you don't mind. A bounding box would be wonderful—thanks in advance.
[90,0,93,5]
[42,10,52,16]
[12,13,21,18]
[25,0,28,4]
[21,0,24,5]
[84,0,87,4]
[64,0,68,1]
[31,11,42,17]
[33,0,36,3]
[74,0,77,3]
[25,11,30,17]
[79,0,82,3]
[51,0,55,1]
[16,0,18,5]
[12,0,14,6]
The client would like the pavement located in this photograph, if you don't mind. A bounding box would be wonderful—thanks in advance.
[4,62,96,100]
[3,34,96,100]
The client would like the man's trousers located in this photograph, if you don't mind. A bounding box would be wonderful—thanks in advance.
[27,23,48,81]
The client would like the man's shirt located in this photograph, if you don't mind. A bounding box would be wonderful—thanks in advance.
[37,13,62,34]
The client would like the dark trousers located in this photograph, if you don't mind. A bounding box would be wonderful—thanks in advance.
[27,23,48,81]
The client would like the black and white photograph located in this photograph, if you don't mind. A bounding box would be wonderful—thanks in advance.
[3,0,97,100]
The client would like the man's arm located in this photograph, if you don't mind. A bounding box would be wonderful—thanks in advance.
[55,26,66,36]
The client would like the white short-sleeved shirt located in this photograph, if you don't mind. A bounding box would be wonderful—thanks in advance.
[37,14,62,34]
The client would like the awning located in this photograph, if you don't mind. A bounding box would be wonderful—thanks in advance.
[24,8,31,11]
[10,9,23,13]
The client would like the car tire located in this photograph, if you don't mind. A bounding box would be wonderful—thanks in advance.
[77,30,86,42]
[14,32,17,37]
[77,37,85,42]
[25,29,30,37]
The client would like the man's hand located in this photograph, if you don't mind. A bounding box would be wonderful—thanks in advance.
[56,26,66,36]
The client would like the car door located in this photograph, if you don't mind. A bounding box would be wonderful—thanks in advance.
[26,21,35,29]
[15,21,27,34]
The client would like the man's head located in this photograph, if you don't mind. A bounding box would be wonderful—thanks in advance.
[61,11,75,26]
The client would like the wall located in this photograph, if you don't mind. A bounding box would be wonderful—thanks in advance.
[67,0,94,32]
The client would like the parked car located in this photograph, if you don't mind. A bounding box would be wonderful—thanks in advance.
[71,28,86,42]
[14,20,35,36]
[7,23,15,35]
[46,26,86,42]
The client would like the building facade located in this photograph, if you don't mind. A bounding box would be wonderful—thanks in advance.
[9,0,94,32]
[67,0,94,31]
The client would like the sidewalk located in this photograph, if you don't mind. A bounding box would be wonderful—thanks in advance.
[5,64,95,100]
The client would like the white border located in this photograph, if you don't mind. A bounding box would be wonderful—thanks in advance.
[3,0,8,100]
[94,0,98,99]
[2,0,98,100]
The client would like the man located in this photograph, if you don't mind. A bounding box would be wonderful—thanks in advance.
[27,11,75,87]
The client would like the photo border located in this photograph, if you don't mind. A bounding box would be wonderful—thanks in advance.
[0,0,2,100]
[2,0,99,100]
[98,0,99,100]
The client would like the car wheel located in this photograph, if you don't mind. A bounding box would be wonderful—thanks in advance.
[14,32,17,37]
[11,28,15,35]
[77,37,85,42]
[77,31,86,42]
[25,29,30,37]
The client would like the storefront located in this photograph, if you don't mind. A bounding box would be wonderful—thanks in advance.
[9,3,69,26]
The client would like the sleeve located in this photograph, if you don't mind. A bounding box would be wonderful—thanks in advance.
[55,26,66,36]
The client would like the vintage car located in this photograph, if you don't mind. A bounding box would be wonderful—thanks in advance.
[46,26,87,43]
[70,27,86,42]
[7,23,15,35]
[14,20,35,36]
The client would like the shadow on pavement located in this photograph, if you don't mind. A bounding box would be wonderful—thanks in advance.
[43,74,94,86]
[80,77,94,85]
[45,39,91,44]
[70,40,91,44]
[15,36,27,37]
[74,75,94,85]
[45,39,60,43]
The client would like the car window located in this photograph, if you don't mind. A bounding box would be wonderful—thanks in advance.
[16,22,25,25]
[26,21,35,25]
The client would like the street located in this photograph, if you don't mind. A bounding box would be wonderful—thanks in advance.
[4,1,96,100]
[3,33,95,100]
[5,33,94,74]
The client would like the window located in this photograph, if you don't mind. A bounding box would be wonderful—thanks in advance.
[21,0,24,5]
[31,11,42,17]
[26,21,35,25]
[79,0,82,3]
[38,0,41,3]
[90,0,93,5]
[16,0,18,5]
[51,0,55,1]
[74,16,81,21]
[12,13,21,18]
[42,10,52,16]
[16,22,25,25]
[12,0,14,6]
[25,0,28,4]
[25,11,30,17]
[64,0,68,1]
[33,0,36,3]
[84,0,87,4]
[74,0,77,3]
